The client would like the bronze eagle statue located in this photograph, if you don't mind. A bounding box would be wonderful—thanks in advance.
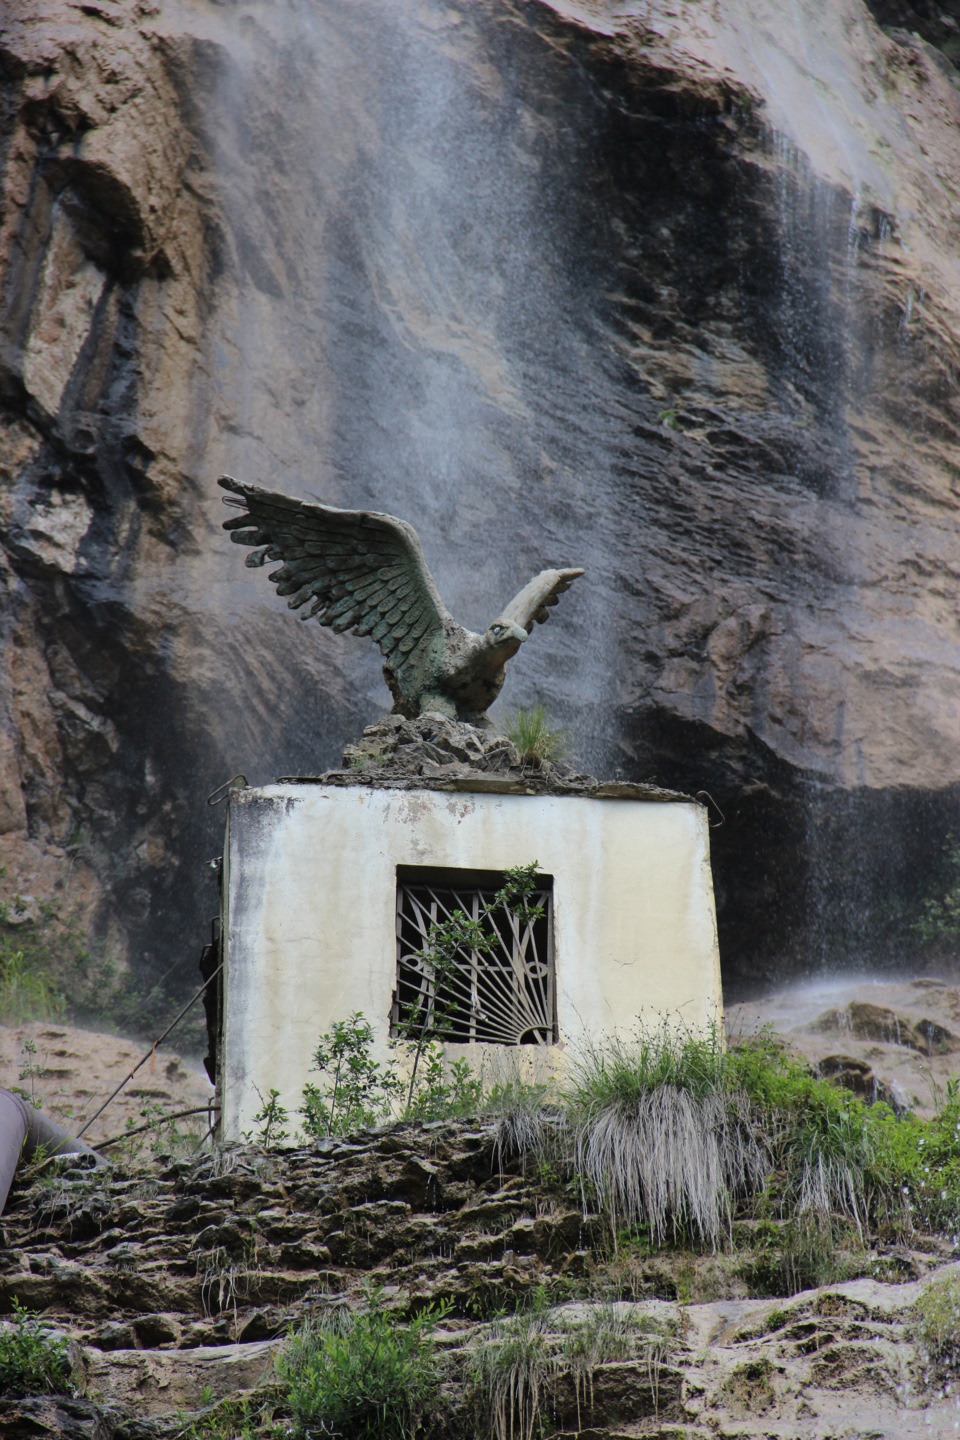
[219,477,584,725]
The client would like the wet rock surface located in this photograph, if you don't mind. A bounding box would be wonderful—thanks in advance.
[2,0,960,998]
[731,975,960,1116]
[0,1117,957,1436]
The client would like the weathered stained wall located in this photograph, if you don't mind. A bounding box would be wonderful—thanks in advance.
[1,0,959,1009]
[220,783,722,1140]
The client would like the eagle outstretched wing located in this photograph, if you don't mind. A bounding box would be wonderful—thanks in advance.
[496,567,585,633]
[218,477,453,697]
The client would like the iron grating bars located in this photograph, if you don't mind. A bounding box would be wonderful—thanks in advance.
[393,869,555,1045]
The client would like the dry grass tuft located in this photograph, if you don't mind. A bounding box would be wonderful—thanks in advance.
[573,1084,768,1247]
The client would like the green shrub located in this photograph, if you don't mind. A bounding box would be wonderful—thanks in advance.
[398,1043,483,1121]
[874,1082,960,1232]
[504,706,568,765]
[300,1014,403,1138]
[278,1287,450,1439]
[246,1087,291,1145]
[0,949,64,1026]
[728,1039,880,1234]
[0,1299,75,1397]
[0,876,103,1021]
[724,1032,960,1235]
[914,835,960,945]
[914,1274,960,1371]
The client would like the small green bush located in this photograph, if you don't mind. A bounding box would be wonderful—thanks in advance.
[914,1274,960,1371]
[726,1036,882,1234]
[399,1043,483,1121]
[504,706,568,766]
[0,949,64,1027]
[300,1014,403,1138]
[0,1299,75,1398]
[278,1288,450,1439]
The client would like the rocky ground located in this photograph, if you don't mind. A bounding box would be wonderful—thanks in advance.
[3,980,960,1436]
[0,1021,213,1149]
[730,974,960,1119]
[2,1116,960,1439]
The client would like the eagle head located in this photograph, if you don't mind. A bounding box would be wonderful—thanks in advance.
[483,619,528,661]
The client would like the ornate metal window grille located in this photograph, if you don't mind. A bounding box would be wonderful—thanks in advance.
[393,868,555,1046]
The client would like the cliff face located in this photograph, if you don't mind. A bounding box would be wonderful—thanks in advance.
[1,0,959,1001]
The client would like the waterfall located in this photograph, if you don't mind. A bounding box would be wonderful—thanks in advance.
[5,0,957,999]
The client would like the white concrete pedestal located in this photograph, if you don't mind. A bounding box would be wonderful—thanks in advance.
[219,781,722,1140]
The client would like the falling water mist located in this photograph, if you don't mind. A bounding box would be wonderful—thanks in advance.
[40,0,955,1003]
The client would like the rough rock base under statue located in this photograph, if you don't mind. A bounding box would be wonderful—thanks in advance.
[281,712,684,801]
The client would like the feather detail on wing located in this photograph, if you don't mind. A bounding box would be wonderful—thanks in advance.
[218,476,452,694]
[496,567,585,632]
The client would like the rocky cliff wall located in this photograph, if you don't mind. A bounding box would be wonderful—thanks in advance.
[1,0,959,1006]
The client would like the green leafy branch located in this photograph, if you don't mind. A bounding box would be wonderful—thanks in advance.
[394,863,544,1108]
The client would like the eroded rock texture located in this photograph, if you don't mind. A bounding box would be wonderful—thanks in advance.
[1,0,959,999]
[0,1121,957,1436]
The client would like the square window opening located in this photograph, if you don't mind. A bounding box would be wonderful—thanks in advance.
[392,866,556,1045]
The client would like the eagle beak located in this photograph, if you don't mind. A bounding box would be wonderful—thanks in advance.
[489,621,527,657]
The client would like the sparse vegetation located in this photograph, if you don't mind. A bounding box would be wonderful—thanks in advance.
[0,1298,75,1398]
[199,1232,261,1331]
[246,1087,291,1145]
[15,1038,48,1109]
[300,1013,403,1138]
[913,1273,960,1375]
[399,1042,484,1120]
[178,1396,275,1440]
[114,1100,206,1160]
[504,706,569,766]
[277,1287,451,1439]
[0,874,102,1021]
[491,1024,960,1257]
[915,834,960,946]
[0,947,65,1026]
[469,1304,552,1440]
[288,1012,960,1262]
[346,745,390,770]
[468,1296,670,1440]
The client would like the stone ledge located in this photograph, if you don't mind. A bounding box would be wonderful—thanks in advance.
[276,712,694,804]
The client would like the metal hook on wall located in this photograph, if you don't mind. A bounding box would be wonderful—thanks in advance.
[207,774,248,807]
[696,789,726,828]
